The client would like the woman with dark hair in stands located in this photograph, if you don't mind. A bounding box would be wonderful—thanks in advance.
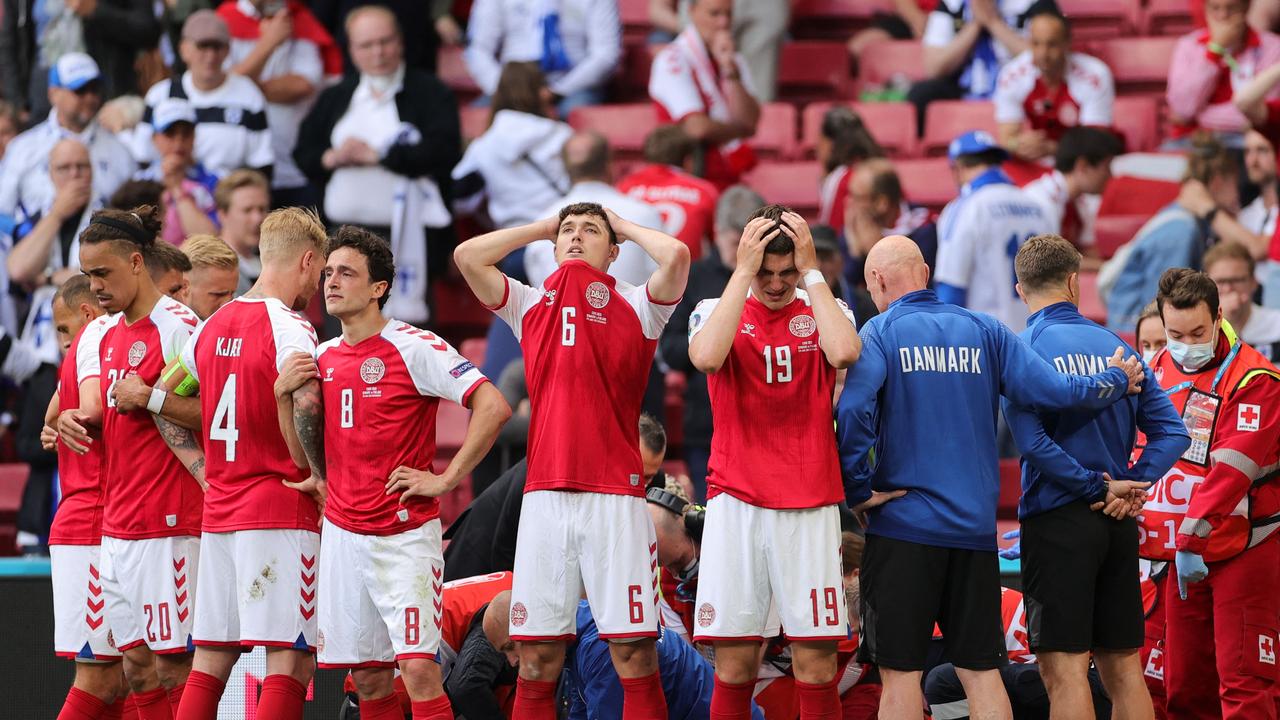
[816,106,886,233]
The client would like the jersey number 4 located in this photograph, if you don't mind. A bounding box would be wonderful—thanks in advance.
[210,374,240,462]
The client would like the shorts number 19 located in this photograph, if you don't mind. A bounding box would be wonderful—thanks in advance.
[810,587,839,627]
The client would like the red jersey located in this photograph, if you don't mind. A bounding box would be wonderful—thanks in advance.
[617,164,719,260]
[490,260,676,496]
[691,290,854,509]
[49,315,111,546]
[179,297,320,532]
[818,165,852,231]
[99,299,202,539]
[316,320,489,536]
[993,51,1114,142]
[439,571,514,653]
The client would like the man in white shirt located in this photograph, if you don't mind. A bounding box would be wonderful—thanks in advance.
[649,0,760,190]
[1205,241,1280,360]
[464,0,621,117]
[1022,126,1122,262]
[525,131,663,287]
[1239,129,1278,238]
[138,10,274,179]
[0,53,134,231]
[223,0,342,206]
[993,9,1114,163]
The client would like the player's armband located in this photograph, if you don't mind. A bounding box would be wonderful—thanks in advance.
[165,360,200,397]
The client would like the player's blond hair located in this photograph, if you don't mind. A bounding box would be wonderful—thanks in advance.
[181,234,240,271]
[259,207,328,265]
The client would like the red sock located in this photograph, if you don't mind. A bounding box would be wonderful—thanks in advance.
[131,687,174,720]
[620,672,668,720]
[101,695,127,720]
[58,687,107,720]
[166,683,184,718]
[257,675,306,720]
[710,676,754,720]
[513,677,558,720]
[359,693,406,720]
[174,671,224,720]
[411,694,455,720]
[796,678,841,720]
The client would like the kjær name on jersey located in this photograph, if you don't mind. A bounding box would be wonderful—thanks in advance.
[215,337,243,358]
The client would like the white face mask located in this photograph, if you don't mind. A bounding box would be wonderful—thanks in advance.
[1167,328,1217,371]
[1142,348,1158,364]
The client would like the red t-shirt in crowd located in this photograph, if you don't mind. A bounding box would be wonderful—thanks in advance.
[617,164,719,260]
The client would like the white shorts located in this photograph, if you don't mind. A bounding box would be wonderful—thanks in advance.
[192,528,320,650]
[509,490,658,641]
[693,494,847,642]
[317,518,444,668]
[100,535,200,654]
[51,544,121,661]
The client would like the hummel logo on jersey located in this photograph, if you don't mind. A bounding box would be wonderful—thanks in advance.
[544,289,557,306]
[323,367,335,382]
[740,323,756,336]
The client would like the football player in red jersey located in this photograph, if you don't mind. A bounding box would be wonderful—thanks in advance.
[686,205,861,719]
[71,206,206,720]
[454,203,690,720]
[143,208,330,720]
[277,226,509,720]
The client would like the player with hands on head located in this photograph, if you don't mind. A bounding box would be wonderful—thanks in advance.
[277,226,510,720]
[454,202,690,720]
[686,205,861,719]
[1002,235,1189,720]
[836,235,1144,720]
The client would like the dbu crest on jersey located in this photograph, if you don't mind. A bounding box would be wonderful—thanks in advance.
[360,358,386,384]
[697,603,715,627]
[510,602,528,627]
[585,281,611,309]
[127,341,147,367]
[789,315,817,338]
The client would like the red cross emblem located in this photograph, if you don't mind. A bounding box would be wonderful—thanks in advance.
[1238,404,1261,432]
[1260,635,1276,665]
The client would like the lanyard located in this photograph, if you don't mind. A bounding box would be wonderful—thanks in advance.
[1164,342,1241,397]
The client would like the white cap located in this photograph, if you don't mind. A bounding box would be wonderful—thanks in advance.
[151,98,197,133]
[48,52,101,91]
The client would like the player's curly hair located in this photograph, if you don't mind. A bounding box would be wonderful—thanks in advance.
[79,205,161,258]
[329,226,395,309]
[557,202,617,245]
[746,203,796,255]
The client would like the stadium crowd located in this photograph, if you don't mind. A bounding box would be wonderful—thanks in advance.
[4,0,1280,719]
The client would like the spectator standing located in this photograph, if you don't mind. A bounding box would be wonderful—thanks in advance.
[659,184,764,501]
[909,0,1033,134]
[993,9,1114,163]
[7,138,100,290]
[295,5,460,324]
[1103,134,1239,331]
[214,168,269,293]
[1138,268,1280,720]
[311,0,437,75]
[219,0,344,207]
[729,0,787,103]
[1021,126,1122,258]
[650,0,761,190]
[934,130,1052,331]
[525,132,663,288]
[1167,0,1280,144]
[0,0,160,120]
[140,11,274,178]
[844,158,938,287]
[452,62,572,231]
[816,107,886,234]
[132,98,219,245]
[1204,241,1280,358]
[464,0,621,118]
[0,53,134,229]
[618,125,721,260]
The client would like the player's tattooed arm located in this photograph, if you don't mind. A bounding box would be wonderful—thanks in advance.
[292,378,326,480]
[154,414,207,490]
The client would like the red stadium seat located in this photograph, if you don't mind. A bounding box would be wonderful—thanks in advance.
[921,100,998,157]
[754,103,798,159]
[1094,214,1154,260]
[612,42,661,102]
[1092,37,1178,96]
[436,400,470,455]
[801,101,918,159]
[1078,271,1107,324]
[459,105,490,142]
[1110,95,1161,153]
[459,338,488,367]
[855,40,927,93]
[1057,0,1139,40]
[777,42,853,104]
[792,0,892,39]
[893,157,956,212]
[619,0,651,41]
[568,103,659,160]
[740,161,825,219]
[437,46,481,101]
[1142,0,1196,37]
[1098,175,1180,216]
